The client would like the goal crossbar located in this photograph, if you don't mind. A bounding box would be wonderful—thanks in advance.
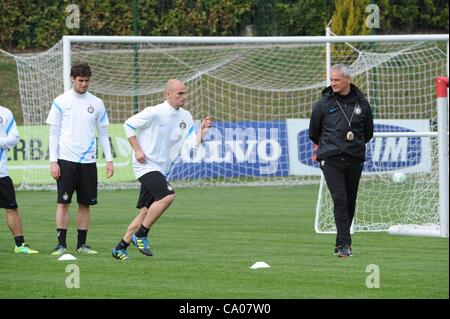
[63,34,449,44]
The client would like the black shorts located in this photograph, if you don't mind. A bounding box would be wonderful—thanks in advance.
[0,176,18,209]
[136,171,175,209]
[57,159,98,206]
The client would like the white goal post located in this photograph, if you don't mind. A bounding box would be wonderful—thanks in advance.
[384,77,448,237]
[9,34,449,236]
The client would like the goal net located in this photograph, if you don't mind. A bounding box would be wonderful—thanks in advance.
[315,35,448,236]
[315,131,441,233]
[9,35,448,234]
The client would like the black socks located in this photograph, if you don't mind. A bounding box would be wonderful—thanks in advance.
[115,239,130,251]
[77,229,87,249]
[135,224,150,238]
[57,229,88,249]
[57,228,67,247]
[14,235,24,247]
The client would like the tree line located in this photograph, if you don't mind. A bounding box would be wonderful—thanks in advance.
[0,0,448,50]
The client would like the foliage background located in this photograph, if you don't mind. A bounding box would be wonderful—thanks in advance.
[0,0,448,51]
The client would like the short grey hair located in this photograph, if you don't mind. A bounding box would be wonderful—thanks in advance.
[330,64,352,78]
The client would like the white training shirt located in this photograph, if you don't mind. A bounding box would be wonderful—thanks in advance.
[0,106,20,178]
[124,101,198,179]
[46,89,111,163]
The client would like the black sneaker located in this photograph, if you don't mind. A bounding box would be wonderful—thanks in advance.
[334,246,340,256]
[337,245,352,258]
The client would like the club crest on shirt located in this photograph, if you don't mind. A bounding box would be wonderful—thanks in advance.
[0,116,3,123]
[179,121,186,129]
[87,106,94,114]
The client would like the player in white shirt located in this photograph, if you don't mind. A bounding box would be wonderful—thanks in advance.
[112,79,212,260]
[46,62,114,256]
[0,105,39,254]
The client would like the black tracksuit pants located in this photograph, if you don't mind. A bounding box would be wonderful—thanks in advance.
[320,155,364,247]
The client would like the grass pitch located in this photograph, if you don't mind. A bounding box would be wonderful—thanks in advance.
[0,185,448,299]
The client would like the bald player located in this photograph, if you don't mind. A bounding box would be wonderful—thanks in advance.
[112,79,212,260]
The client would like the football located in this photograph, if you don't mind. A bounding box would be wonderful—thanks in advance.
[392,172,407,184]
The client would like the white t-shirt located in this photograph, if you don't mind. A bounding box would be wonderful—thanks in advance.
[0,106,20,178]
[124,101,198,179]
[46,89,110,163]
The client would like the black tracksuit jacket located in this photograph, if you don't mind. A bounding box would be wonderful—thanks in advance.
[309,84,374,162]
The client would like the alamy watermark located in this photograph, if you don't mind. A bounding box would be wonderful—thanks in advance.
[65,264,80,288]
[365,264,380,288]
[365,4,380,29]
[66,4,80,29]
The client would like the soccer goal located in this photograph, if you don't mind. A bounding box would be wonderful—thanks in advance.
[315,75,449,238]
[315,32,449,237]
[315,31,448,238]
[9,34,448,235]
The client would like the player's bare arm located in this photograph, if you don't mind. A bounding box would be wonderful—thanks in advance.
[106,161,114,178]
[128,136,146,163]
[50,161,60,180]
[198,115,212,143]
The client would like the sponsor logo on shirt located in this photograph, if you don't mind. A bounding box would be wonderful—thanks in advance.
[179,121,186,129]
[87,106,94,114]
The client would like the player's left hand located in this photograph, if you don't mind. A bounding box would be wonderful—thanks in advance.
[200,116,212,133]
[106,161,114,178]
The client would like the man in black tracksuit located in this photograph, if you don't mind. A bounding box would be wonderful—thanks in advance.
[309,64,373,258]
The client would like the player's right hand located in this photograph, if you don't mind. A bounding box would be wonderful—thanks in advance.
[50,162,60,180]
[134,149,147,164]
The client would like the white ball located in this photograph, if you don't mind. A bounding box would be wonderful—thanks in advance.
[392,172,407,184]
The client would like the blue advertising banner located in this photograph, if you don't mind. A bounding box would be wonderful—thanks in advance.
[287,119,431,175]
[169,121,290,180]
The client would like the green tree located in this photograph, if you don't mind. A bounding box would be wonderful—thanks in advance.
[419,0,449,33]
[331,0,370,35]
[289,0,334,36]
[0,0,448,50]
[157,0,253,36]
[388,0,420,33]
[246,0,334,36]
[377,0,448,33]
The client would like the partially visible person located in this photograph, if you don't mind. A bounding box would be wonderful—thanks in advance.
[112,79,212,260]
[46,62,114,256]
[0,105,39,254]
[309,64,373,258]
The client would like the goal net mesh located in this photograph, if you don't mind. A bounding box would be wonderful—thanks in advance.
[10,37,447,232]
